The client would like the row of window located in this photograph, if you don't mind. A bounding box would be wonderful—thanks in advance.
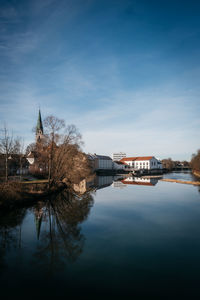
[127,161,157,167]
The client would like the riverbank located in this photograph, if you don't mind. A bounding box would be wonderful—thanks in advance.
[161,178,200,186]
[0,181,66,210]
[193,171,200,178]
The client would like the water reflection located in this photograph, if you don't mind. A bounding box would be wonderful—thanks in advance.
[0,173,200,298]
[120,176,159,186]
[73,175,159,194]
[0,189,94,276]
[34,203,44,240]
[73,175,123,194]
[31,190,94,273]
[1,174,160,275]
[0,207,26,272]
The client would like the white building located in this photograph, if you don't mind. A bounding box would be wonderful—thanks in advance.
[120,156,163,170]
[112,152,126,161]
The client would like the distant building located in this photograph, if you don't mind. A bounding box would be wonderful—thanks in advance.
[26,149,48,175]
[112,152,126,161]
[88,154,113,171]
[120,156,163,170]
[0,153,28,176]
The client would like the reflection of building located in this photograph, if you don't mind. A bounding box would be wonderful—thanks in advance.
[96,176,114,189]
[120,156,162,170]
[74,175,159,193]
[121,176,158,186]
[73,175,115,194]
[112,181,127,189]
[73,176,95,194]
[112,152,126,161]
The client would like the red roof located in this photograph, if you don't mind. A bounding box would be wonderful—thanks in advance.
[120,156,153,162]
[120,157,137,162]
[135,156,153,161]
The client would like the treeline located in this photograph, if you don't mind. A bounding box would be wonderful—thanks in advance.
[161,158,190,171]
[191,150,200,174]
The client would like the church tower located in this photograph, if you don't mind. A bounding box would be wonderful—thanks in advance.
[36,109,44,143]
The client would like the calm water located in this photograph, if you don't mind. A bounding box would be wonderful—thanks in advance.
[1,172,200,299]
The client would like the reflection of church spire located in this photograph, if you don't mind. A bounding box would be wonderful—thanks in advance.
[36,109,44,142]
[34,208,43,240]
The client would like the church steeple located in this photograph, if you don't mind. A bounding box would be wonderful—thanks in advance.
[36,109,44,142]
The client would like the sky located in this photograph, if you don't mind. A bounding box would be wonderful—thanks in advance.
[0,0,200,161]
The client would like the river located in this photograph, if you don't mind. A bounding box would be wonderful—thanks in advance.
[0,172,200,299]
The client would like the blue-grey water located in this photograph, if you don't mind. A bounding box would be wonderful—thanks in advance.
[1,172,200,299]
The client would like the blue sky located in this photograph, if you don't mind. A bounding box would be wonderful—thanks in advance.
[0,0,200,160]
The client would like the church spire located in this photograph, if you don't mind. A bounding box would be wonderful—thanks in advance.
[36,109,43,134]
[36,109,44,142]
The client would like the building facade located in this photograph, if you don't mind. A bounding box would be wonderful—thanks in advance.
[88,154,113,171]
[120,156,162,170]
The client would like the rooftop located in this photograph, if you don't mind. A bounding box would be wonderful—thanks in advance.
[120,156,154,162]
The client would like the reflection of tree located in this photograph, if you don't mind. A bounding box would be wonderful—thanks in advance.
[32,190,94,273]
[0,208,26,273]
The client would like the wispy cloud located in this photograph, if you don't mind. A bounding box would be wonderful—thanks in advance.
[0,0,199,160]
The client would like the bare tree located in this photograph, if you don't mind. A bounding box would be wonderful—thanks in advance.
[161,158,174,171]
[51,124,91,187]
[43,116,65,185]
[0,124,14,182]
[41,116,92,188]
[63,124,83,147]
[13,137,25,180]
[52,143,91,187]
[191,150,200,174]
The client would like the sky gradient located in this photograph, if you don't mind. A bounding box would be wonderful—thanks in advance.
[0,0,200,160]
